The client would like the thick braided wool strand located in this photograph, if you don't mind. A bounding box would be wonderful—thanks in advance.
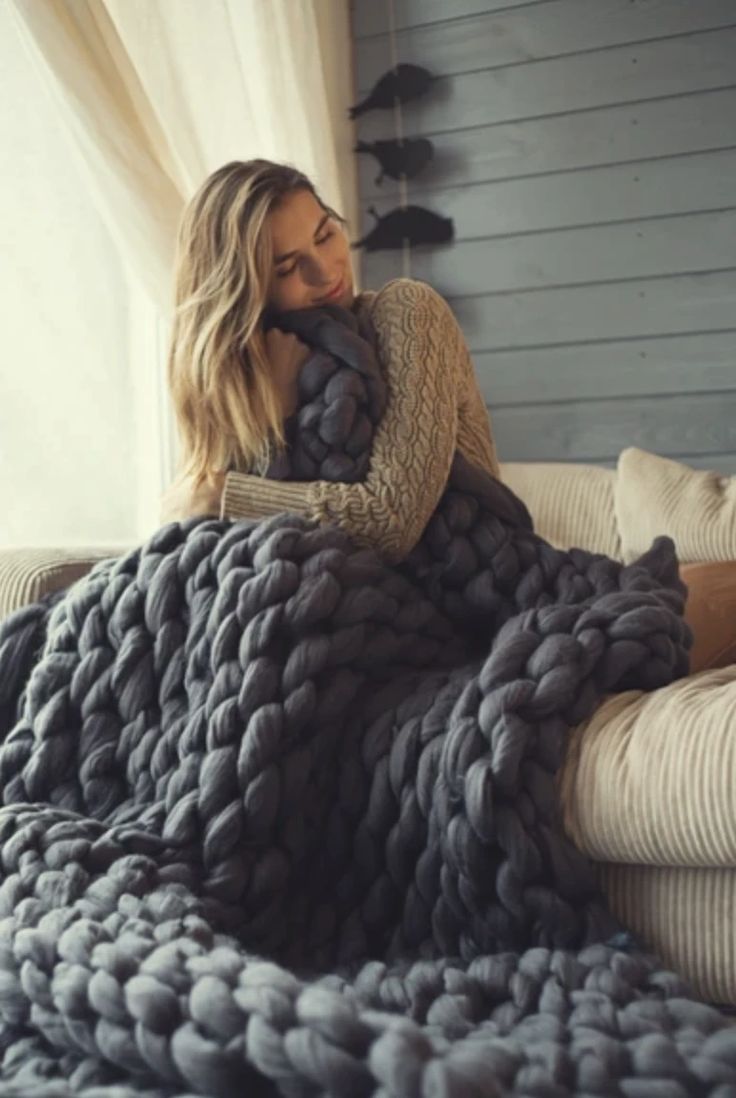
[261,304,389,486]
[0,306,734,1096]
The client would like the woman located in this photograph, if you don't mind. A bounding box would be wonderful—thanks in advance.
[161,157,500,564]
[161,158,734,674]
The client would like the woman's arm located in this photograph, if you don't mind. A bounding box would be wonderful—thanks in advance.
[219,278,463,564]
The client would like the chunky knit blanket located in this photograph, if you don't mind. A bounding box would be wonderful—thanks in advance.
[1,300,735,1098]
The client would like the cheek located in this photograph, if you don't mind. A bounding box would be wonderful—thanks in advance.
[270,277,301,310]
[333,232,349,264]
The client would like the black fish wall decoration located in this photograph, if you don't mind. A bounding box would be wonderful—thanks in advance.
[348,63,435,119]
[354,137,434,185]
[351,205,454,252]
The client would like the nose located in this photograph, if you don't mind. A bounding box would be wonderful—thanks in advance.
[311,270,332,290]
[302,256,332,287]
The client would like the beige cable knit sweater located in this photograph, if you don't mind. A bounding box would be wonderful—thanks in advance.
[219,277,500,564]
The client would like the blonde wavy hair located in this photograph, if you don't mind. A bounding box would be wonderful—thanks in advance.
[166,158,348,490]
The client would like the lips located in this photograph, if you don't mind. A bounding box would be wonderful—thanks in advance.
[319,278,343,302]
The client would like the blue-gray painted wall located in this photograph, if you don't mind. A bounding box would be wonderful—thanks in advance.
[349,0,736,471]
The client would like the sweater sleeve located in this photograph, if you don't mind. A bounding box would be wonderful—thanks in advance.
[219,278,462,564]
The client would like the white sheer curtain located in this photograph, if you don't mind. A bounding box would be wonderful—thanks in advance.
[2,0,359,546]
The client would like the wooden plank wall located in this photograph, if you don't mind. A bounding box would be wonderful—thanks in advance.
[349,0,736,471]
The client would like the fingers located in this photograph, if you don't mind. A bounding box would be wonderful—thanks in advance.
[265,329,311,369]
[266,329,308,349]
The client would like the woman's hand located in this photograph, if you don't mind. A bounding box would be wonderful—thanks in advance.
[265,327,312,418]
[159,470,227,524]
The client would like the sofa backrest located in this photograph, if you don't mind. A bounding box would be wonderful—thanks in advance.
[2,448,734,623]
[500,461,622,560]
[502,447,736,565]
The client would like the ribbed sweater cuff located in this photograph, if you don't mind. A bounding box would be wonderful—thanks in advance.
[220,472,313,521]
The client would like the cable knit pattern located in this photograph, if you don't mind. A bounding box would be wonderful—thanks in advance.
[220,278,499,564]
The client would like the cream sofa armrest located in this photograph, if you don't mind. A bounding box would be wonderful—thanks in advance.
[0,546,134,622]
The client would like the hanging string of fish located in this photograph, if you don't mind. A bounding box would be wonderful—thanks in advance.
[348,62,454,252]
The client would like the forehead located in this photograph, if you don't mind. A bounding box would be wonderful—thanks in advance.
[269,189,324,246]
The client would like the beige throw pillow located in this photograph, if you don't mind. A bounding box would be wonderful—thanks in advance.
[614,447,736,564]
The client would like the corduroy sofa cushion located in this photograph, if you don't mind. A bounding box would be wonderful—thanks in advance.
[558,665,736,868]
[615,447,736,565]
[499,460,622,559]
[597,863,736,1005]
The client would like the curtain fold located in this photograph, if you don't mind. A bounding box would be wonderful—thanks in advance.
[6,0,359,540]
[7,0,186,313]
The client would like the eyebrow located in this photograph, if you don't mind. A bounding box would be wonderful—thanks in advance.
[274,213,330,264]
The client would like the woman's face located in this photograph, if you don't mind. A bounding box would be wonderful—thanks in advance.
[266,188,355,313]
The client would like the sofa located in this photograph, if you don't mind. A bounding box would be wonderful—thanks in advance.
[2,445,735,1005]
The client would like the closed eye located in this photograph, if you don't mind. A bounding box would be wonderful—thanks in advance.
[277,231,334,278]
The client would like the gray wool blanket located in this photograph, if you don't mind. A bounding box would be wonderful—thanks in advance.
[1,299,735,1098]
